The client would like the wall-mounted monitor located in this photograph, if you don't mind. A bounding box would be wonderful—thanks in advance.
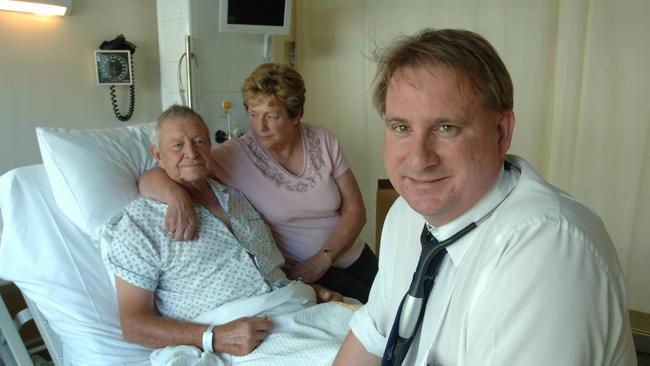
[219,0,292,35]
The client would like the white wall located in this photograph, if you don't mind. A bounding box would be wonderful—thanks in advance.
[0,0,161,176]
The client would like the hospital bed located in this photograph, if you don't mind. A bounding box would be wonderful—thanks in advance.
[0,123,354,366]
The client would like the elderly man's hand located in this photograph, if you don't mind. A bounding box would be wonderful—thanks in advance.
[213,316,274,356]
[309,283,344,303]
[165,193,198,241]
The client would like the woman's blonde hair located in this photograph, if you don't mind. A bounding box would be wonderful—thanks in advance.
[241,63,306,118]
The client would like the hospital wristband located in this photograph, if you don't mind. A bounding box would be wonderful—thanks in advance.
[202,324,216,352]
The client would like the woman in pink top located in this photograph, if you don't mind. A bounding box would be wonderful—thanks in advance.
[140,64,378,302]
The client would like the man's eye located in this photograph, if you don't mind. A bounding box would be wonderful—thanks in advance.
[194,138,205,146]
[266,114,279,120]
[393,124,409,133]
[435,124,458,135]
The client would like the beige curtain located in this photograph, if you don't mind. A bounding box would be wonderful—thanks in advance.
[295,0,650,312]
[545,0,650,314]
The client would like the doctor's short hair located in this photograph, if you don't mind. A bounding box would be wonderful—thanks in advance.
[241,63,306,119]
[151,105,207,147]
[372,28,513,116]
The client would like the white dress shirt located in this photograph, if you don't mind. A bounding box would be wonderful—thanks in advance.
[350,155,636,365]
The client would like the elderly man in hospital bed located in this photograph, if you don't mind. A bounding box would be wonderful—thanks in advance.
[104,105,350,365]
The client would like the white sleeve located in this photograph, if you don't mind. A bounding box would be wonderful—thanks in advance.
[350,197,425,357]
[349,303,387,356]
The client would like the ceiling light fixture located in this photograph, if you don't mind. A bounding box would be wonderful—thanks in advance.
[0,0,72,16]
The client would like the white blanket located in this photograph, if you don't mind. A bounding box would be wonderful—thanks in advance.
[150,282,355,366]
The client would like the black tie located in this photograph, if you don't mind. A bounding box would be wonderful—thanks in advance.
[382,224,448,366]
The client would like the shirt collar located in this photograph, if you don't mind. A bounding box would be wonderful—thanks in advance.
[426,164,519,267]
[206,178,231,210]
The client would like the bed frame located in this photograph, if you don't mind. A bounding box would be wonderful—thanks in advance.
[0,281,63,366]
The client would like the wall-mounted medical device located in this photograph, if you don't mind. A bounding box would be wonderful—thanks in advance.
[95,34,137,122]
[218,0,292,35]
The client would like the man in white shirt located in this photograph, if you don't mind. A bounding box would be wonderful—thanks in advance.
[334,28,637,365]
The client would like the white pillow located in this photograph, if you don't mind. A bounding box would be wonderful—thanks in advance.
[0,164,152,365]
[36,123,158,240]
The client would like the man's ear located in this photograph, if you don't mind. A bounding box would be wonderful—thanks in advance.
[150,144,162,164]
[496,110,515,159]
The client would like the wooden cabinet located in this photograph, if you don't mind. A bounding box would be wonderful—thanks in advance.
[376,179,399,255]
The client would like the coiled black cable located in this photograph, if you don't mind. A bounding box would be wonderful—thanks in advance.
[109,62,135,122]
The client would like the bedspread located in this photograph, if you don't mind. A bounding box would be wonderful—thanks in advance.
[150,282,355,366]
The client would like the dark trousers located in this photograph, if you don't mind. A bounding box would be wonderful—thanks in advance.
[315,244,378,303]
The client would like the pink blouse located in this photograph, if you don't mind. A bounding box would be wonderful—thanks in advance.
[211,123,364,267]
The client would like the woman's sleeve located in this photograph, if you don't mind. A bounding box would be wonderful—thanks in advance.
[322,127,350,178]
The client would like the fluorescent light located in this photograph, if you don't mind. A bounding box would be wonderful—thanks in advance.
[0,0,72,16]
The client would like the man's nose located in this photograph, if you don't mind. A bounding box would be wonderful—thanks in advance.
[183,143,197,158]
[409,132,440,168]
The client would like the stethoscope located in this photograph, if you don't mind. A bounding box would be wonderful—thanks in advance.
[382,161,519,366]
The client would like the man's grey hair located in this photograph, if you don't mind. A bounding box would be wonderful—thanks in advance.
[151,105,207,147]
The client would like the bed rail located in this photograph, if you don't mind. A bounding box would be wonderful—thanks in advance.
[0,280,34,366]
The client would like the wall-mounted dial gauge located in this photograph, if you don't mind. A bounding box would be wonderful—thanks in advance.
[95,50,132,85]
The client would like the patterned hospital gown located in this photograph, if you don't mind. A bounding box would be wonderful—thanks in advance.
[104,179,289,321]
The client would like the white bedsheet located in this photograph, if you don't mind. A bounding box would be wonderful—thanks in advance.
[150,282,354,366]
[0,165,356,365]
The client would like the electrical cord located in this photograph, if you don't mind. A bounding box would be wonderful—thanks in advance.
[109,61,135,122]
